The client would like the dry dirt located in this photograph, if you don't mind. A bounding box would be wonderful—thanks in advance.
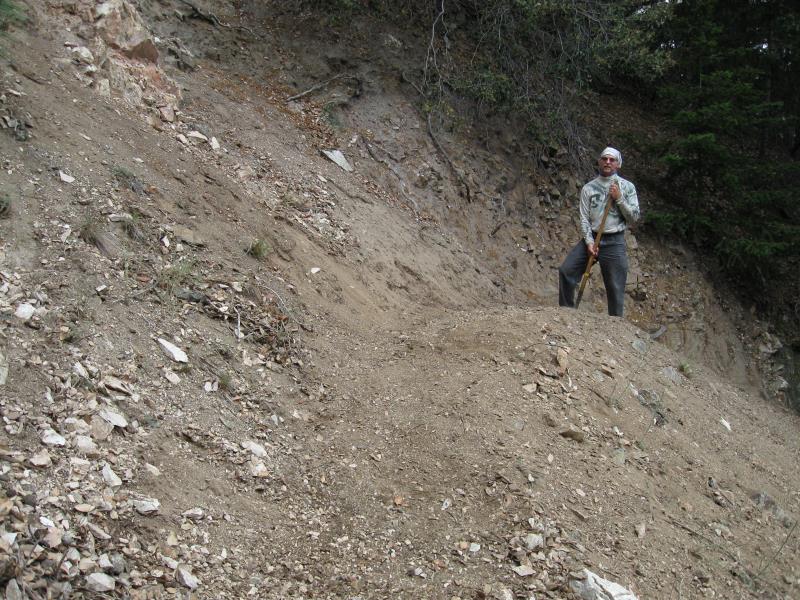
[0,2,798,599]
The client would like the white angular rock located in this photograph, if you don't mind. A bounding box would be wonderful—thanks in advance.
[59,171,75,184]
[176,565,200,589]
[102,375,132,395]
[0,349,7,386]
[41,428,66,447]
[512,565,535,577]
[73,362,90,379]
[525,533,544,550]
[72,46,95,64]
[86,572,116,592]
[163,369,181,384]
[99,408,128,428]
[186,130,208,142]
[322,149,354,172]
[102,464,123,488]
[571,569,639,600]
[241,440,267,458]
[14,303,35,321]
[161,555,178,570]
[133,497,160,515]
[157,338,188,363]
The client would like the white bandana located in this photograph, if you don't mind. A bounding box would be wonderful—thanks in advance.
[600,147,622,167]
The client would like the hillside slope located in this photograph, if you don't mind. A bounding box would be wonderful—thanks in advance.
[0,2,798,599]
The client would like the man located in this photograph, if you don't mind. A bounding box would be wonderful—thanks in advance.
[558,147,640,317]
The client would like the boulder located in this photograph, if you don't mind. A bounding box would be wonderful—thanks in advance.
[95,0,159,63]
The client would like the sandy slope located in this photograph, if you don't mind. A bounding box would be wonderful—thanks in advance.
[0,2,797,599]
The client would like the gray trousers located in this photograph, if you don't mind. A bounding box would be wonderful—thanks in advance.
[558,232,628,317]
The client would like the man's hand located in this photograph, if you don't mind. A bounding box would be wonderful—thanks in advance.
[587,242,599,258]
[609,181,621,203]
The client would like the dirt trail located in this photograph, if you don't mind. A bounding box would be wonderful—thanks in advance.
[0,2,797,599]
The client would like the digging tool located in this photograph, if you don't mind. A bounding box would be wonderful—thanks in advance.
[575,179,616,309]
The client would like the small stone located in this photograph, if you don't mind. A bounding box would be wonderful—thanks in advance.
[542,412,558,427]
[29,449,52,467]
[512,565,535,577]
[249,458,269,477]
[144,463,161,477]
[91,415,114,441]
[635,523,646,538]
[5,579,22,600]
[525,533,544,550]
[43,527,63,548]
[522,383,537,394]
[86,572,115,592]
[74,435,99,455]
[74,503,95,513]
[158,105,175,122]
[163,369,181,384]
[59,171,76,184]
[71,457,92,474]
[559,426,585,443]
[661,366,682,385]
[172,225,205,246]
[182,507,204,520]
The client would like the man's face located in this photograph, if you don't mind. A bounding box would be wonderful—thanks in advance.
[598,155,619,177]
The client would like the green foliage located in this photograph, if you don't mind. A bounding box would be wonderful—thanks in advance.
[246,238,271,260]
[0,0,24,30]
[648,0,800,317]
[156,259,197,299]
[0,0,25,54]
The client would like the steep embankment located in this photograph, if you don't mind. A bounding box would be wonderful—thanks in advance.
[0,2,797,599]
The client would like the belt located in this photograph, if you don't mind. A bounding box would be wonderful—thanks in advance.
[593,230,624,238]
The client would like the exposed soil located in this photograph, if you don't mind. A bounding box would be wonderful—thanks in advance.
[0,2,797,599]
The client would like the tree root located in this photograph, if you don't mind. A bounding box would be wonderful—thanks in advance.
[177,0,258,38]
